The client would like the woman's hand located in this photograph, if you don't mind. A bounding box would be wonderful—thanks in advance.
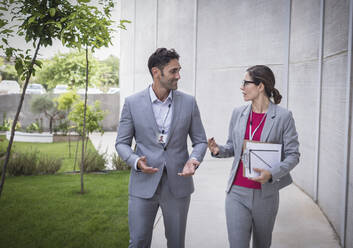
[250,168,272,184]
[208,137,220,156]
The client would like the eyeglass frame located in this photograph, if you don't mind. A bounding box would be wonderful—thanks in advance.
[242,80,260,87]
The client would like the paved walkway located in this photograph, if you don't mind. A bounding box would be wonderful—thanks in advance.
[90,132,341,248]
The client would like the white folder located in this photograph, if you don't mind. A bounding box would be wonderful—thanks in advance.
[242,141,282,178]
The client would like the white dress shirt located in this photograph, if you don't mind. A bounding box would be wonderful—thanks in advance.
[133,85,173,170]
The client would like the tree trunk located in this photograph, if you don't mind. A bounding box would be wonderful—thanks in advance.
[85,136,89,153]
[79,46,89,194]
[73,138,80,172]
[0,40,42,198]
[68,131,71,158]
[49,116,53,134]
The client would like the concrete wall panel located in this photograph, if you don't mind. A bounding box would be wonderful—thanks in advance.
[318,54,348,236]
[157,0,196,95]
[324,0,349,57]
[288,0,321,198]
[290,0,321,63]
[134,0,158,93]
[347,121,353,247]
[197,0,286,69]
[120,0,135,109]
[288,62,318,197]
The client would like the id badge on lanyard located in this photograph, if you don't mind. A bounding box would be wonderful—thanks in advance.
[157,132,168,144]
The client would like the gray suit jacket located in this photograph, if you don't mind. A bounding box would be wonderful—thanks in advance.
[116,87,207,199]
[216,102,300,198]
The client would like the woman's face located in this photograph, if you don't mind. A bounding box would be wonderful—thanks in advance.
[240,72,261,102]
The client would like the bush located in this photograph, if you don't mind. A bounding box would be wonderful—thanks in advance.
[0,149,62,176]
[26,121,43,133]
[37,155,62,174]
[7,150,38,176]
[112,153,130,171]
[0,112,11,131]
[82,149,106,172]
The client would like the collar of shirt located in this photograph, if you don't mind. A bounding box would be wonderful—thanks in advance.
[149,85,173,104]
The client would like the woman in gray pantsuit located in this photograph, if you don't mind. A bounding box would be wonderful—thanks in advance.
[208,65,300,248]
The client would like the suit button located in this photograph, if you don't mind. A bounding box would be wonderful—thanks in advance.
[164,147,167,151]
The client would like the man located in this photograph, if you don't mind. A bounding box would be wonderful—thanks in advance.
[115,48,207,248]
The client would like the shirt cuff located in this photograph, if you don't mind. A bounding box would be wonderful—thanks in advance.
[134,157,141,171]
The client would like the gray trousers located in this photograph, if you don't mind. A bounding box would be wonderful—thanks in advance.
[225,185,279,248]
[128,169,191,248]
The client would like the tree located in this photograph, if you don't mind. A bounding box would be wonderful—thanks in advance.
[30,95,65,133]
[68,100,106,170]
[99,55,119,88]
[60,0,129,194]
[56,91,80,157]
[0,0,76,198]
[0,63,18,81]
[35,50,101,90]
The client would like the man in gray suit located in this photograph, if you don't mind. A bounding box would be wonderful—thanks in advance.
[115,48,207,248]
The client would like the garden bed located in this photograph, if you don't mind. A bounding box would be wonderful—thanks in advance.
[5,132,81,143]
[6,131,53,143]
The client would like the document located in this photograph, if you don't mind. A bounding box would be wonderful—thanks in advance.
[242,141,282,178]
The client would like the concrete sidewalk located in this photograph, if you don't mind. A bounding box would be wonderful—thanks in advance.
[90,132,341,248]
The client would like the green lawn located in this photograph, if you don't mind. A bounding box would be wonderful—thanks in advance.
[0,135,98,172]
[0,172,130,248]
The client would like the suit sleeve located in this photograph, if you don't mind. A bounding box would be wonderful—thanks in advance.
[115,99,140,169]
[269,111,300,181]
[213,109,235,158]
[188,99,208,163]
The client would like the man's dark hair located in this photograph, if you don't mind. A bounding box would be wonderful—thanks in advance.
[148,48,180,77]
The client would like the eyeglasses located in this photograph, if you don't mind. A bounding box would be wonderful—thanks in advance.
[242,80,257,87]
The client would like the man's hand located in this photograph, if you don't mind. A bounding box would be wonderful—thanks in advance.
[178,159,200,177]
[249,168,272,184]
[137,156,159,174]
[208,137,220,155]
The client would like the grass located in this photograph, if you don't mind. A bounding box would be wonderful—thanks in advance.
[0,171,130,248]
[0,135,99,172]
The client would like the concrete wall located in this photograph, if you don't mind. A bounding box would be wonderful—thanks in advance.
[120,0,353,246]
[0,93,120,131]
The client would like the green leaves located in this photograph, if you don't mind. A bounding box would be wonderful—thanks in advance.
[49,8,56,17]
[68,100,106,136]
[60,2,114,51]
[118,20,131,30]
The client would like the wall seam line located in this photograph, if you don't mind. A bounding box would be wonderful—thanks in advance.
[342,0,353,246]
[193,0,198,97]
[314,0,325,204]
[283,0,291,109]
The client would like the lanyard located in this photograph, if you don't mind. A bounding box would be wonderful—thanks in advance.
[249,111,266,141]
[161,103,172,134]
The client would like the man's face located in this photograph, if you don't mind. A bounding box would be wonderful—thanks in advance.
[157,59,181,90]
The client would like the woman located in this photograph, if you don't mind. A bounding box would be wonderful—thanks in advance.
[208,65,300,248]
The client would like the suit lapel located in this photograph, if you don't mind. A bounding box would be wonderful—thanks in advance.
[236,105,251,145]
[141,87,160,135]
[165,90,181,147]
[261,102,276,142]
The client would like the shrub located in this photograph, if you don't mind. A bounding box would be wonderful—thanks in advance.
[7,150,37,176]
[112,153,130,171]
[37,155,62,174]
[0,149,62,176]
[82,149,106,172]
[26,121,43,133]
[0,112,11,131]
